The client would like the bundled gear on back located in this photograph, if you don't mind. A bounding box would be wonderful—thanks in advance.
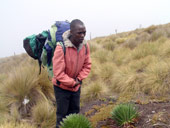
[23,21,70,77]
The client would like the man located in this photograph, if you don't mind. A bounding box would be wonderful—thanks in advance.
[52,19,91,128]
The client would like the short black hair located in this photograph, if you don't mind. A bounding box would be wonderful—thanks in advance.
[70,19,84,30]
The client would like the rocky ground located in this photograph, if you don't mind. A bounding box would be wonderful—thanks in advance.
[80,99,170,128]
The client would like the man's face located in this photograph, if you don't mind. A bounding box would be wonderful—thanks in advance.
[71,24,86,46]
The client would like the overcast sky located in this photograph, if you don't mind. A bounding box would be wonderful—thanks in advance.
[0,0,170,58]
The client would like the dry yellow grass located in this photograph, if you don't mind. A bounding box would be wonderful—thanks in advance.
[32,100,56,128]
[1,22,170,127]
[0,121,36,128]
[81,81,108,101]
[0,59,55,121]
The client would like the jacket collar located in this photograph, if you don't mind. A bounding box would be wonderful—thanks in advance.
[62,30,87,51]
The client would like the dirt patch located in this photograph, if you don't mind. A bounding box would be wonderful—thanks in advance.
[135,101,170,128]
[80,99,170,128]
[80,98,115,117]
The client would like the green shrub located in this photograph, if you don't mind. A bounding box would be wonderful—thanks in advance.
[111,103,138,126]
[60,114,92,128]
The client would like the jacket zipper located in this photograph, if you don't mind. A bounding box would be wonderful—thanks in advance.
[73,50,79,79]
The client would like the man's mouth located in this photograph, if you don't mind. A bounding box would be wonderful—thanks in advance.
[79,38,84,41]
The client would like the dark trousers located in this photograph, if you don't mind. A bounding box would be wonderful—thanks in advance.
[53,85,80,128]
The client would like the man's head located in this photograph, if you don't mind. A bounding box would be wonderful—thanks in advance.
[70,19,86,47]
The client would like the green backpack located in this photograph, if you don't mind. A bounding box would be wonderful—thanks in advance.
[23,31,49,73]
[23,21,87,78]
[23,21,70,76]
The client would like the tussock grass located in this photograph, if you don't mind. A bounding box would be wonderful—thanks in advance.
[86,60,101,82]
[81,81,108,101]
[131,41,160,60]
[112,48,131,66]
[128,55,157,73]
[149,29,166,41]
[115,37,126,44]
[110,66,145,94]
[37,68,54,101]
[136,32,150,42]
[159,40,170,57]
[89,41,102,53]
[0,100,7,114]
[99,62,117,82]
[0,74,7,83]
[102,39,116,51]
[0,62,53,118]
[1,23,170,127]
[0,53,29,74]
[0,121,36,128]
[91,49,113,63]
[144,25,157,34]
[142,60,170,95]
[123,38,138,49]
[0,65,39,105]
[32,100,56,128]
[82,23,170,101]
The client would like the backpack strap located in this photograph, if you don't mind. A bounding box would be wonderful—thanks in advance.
[57,42,66,55]
[36,33,48,74]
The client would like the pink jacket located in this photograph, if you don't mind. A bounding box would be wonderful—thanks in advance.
[52,31,91,92]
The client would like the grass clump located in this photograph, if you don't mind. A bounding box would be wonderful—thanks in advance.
[0,121,36,128]
[81,82,108,101]
[37,68,54,101]
[91,49,112,63]
[111,103,138,126]
[0,65,40,117]
[112,48,131,66]
[60,114,92,128]
[102,40,116,51]
[89,41,102,53]
[115,37,126,44]
[143,60,170,95]
[32,100,56,128]
[99,62,116,82]
[131,41,160,60]
[144,25,157,34]
[123,38,138,49]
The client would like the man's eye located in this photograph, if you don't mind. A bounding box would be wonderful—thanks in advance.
[78,32,86,35]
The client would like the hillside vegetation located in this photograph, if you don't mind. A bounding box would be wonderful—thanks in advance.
[0,23,170,127]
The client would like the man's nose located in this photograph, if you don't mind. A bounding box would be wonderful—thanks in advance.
[80,33,85,38]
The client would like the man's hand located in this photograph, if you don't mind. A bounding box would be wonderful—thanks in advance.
[74,78,80,87]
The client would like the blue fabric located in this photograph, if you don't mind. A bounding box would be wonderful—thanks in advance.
[44,43,53,66]
[48,30,52,42]
[55,21,70,42]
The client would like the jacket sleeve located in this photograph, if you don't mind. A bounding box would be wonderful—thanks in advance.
[77,43,91,81]
[52,45,76,87]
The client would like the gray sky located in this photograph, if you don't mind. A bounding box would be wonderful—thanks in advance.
[0,0,170,58]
